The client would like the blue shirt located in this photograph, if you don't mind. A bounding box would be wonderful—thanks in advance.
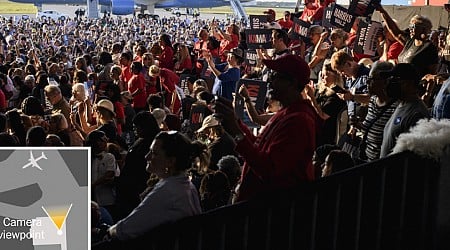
[432,78,450,120]
[212,63,241,101]
[345,64,369,118]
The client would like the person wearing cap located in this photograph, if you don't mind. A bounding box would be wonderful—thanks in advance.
[380,63,430,158]
[196,114,238,170]
[359,61,398,162]
[263,9,282,30]
[205,47,243,101]
[278,11,293,31]
[214,54,320,202]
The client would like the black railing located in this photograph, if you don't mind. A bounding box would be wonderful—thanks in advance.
[95,151,440,250]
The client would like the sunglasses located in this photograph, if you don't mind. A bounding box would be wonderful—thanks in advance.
[409,23,425,29]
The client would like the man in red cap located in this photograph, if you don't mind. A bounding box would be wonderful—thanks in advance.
[214,54,320,202]
[264,9,282,29]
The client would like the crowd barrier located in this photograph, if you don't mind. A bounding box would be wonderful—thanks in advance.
[94,151,441,250]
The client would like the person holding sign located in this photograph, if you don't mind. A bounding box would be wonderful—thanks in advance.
[376,4,438,78]
[305,25,330,84]
[213,54,319,202]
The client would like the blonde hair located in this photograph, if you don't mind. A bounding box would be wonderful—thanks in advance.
[149,65,160,77]
[72,83,86,101]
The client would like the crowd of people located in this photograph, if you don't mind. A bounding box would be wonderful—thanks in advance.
[0,0,449,245]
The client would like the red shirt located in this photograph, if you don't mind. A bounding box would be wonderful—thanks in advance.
[235,100,319,201]
[158,46,175,70]
[128,73,147,109]
[159,68,181,114]
[120,65,132,84]
[387,41,404,61]
[114,101,125,135]
[278,19,293,30]
[219,34,239,62]
[175,57,193,74]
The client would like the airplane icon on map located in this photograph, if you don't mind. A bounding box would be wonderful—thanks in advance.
[22,151,47,170]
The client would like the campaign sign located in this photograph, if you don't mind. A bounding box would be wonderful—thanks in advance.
[245,50,258,67]
[245,29,273,49]
[353,20,382,56]
[249,15,268,29]
[322,5,334,29]
[292,17,311,40]
[234,79,268,122]
[348,0,381,17]
[330,4,356,32]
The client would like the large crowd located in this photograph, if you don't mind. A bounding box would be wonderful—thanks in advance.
[0,0,449,245]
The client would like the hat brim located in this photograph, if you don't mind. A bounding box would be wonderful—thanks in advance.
[96,105,116,117]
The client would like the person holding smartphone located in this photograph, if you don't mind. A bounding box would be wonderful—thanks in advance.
[304,63,347,146]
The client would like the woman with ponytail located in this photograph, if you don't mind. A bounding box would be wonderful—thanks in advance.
[106,130,202,241]
[376,3,438,78]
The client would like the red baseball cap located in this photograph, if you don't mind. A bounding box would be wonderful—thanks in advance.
[263,9,276,18]
[263,55,311,88]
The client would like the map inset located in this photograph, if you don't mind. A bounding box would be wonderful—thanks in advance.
[0,148,90,250]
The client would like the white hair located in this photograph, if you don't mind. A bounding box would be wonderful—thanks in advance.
[392,118,450,160]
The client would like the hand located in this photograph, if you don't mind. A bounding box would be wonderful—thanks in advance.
[304,82,315,99]
[212,96,242,136]
[337,90,354,101]
[320,31,329,40]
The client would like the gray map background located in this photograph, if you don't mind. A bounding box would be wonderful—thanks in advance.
[0,148,89,250]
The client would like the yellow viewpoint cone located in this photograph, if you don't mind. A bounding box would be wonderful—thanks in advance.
[42,204,73,235]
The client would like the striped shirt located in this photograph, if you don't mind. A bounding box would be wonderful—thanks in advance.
[361,96,398,161]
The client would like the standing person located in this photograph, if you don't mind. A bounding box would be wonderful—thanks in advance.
[157,33,175,70]
[330,50,370,133]
[263,9,282,29]
[115,111,160,220]
[120,91,136,147]
[44,85,71,122]
[149,65,181,114]
[119,52,133,86]
[86,130,118,222]
[380,63,431,157]
[278,11,293,31]
[376,4,438,78]
[360,61,398,162]
[205,47,243,101]
[128,61,147,113]
[107,131,202,240]
[212,23,240,63]
[214,54,319,202]
[305,63,347,146]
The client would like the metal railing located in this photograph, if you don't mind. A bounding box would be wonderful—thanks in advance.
[95,151,440,250]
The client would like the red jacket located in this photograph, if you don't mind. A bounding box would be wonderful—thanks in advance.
[235,100,318,201]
